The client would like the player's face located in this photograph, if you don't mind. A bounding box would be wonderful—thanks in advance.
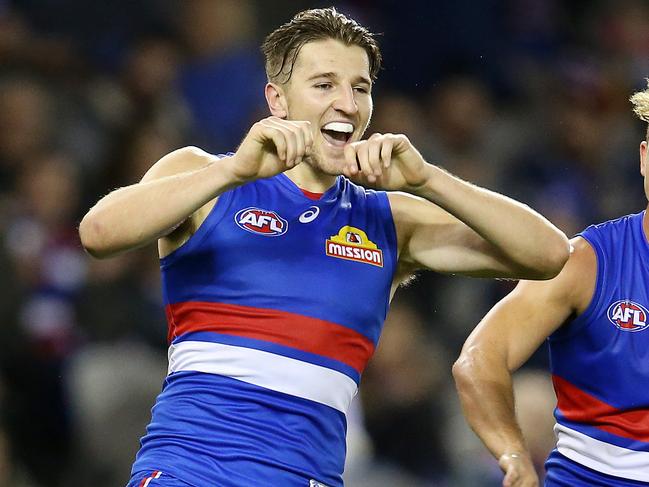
[281,39,373,175]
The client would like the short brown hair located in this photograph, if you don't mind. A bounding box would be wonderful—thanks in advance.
[261,7,382,84]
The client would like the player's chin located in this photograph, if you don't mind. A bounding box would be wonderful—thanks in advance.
[310,146,347,176]
[317,159,347,177]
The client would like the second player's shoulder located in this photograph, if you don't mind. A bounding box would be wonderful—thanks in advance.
[517,235,596,315]
[578,211,644,247]
[565,236,597,281]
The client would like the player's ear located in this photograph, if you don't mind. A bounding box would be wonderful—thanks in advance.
[641,141,647,177]
[265,82,288,119]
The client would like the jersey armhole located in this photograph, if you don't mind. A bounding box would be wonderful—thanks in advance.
[160,182,236,269]
[549,234,605,342]
[375,191,398,276]
[375,190,399,320]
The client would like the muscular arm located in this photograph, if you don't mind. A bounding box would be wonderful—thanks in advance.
[79,117,312,259]
[452,237,595,486]
[343,134,569,280]
[79,146,241,258]
[389,167,569,280]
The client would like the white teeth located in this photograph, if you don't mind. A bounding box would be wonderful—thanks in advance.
[322,122,353,133]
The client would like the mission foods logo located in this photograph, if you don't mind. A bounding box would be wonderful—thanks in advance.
[325,226,383,267]
[607,300,649,332]
[235,207,288,236]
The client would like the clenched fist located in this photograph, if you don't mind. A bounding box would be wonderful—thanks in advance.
[341,133,432,192]
[230,117,314,183]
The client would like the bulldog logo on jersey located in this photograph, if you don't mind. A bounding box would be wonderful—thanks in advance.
[325,226,383,267]
[235,207,288,236]
[607,300,649,332]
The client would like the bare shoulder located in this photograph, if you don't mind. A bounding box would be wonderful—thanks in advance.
[563,236,597,314]
[145,146,224,257]
[516,235,596,315]
[462,236,597,366]
[140,146,218,183]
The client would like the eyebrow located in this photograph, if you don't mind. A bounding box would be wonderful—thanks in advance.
[308,72,372,86]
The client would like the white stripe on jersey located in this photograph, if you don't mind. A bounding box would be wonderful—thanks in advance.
[555,423,649,482]
[168,341,358,414]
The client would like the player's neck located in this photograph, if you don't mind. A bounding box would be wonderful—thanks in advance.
[284,163,337,193]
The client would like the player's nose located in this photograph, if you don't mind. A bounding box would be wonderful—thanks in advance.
[332,84,358,115]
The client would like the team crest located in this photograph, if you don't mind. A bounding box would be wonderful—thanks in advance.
[235,207,288,236]
[325,226,383,267]
[607,299,649,332]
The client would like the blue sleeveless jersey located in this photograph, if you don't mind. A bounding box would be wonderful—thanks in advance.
[547,211,649,484]
[131,168,398,487]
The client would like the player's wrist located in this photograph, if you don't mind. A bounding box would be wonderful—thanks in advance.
[405,162,440,197]
[220,153,255,186]
[498,450,531,463]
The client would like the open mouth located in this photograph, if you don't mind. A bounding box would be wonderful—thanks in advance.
[321,121,354,147]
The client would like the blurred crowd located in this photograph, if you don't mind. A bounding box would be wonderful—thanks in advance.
[0,0,647,486]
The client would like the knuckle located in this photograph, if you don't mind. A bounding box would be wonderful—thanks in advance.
[255,120,269,131]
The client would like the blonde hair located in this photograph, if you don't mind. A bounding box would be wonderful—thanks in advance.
[630,79,649,124]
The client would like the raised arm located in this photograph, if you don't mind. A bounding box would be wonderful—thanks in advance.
[452,237,595,487]
[79,117,312,258]
[343,133,570,280]
[79,146,235,258]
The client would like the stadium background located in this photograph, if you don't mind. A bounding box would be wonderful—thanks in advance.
[0,0,647,485]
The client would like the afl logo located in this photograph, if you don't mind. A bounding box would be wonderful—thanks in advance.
[235,207,288,236]
[607,300,649,332]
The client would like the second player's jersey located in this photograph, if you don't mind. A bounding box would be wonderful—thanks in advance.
[548,211,649,483]
[132,167,398,487]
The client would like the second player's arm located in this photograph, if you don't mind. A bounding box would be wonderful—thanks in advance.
[452,237,595,486]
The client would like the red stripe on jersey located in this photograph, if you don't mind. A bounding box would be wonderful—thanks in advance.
[553,374,649,442]
[166,301,375,373]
